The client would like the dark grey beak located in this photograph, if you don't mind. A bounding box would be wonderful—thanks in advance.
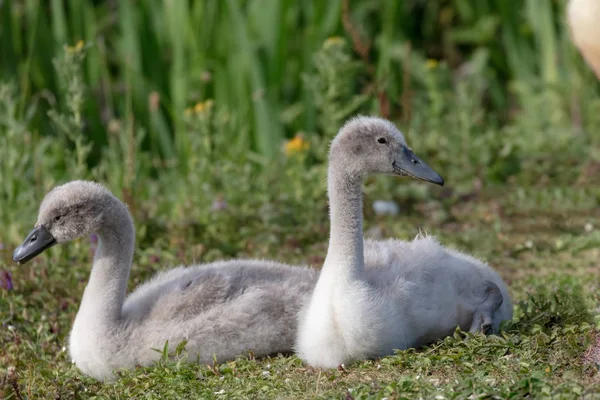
[13,225,57,264]
[392,146,444,186]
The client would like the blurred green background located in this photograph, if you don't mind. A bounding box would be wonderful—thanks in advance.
[2,1,600,397]
[3,0,598,156]
[2,0,600,248]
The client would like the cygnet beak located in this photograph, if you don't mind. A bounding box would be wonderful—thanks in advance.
[392,146,444,186]
[13,225,57,264]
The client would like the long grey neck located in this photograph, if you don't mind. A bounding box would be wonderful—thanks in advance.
[78,199,134,323]
[323,162,365,281]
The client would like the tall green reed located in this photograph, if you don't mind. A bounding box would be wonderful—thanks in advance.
[3,0,598,168]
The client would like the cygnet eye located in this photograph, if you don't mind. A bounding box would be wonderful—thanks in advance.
[54,215,63,222]
[377,137,387,144]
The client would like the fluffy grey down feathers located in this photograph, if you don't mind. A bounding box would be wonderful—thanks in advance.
[33,180,318,380]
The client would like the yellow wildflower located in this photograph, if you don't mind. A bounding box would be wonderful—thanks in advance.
[284,134,310,156]
[193,102,205,113]
[425,59,438,70]
[66,40,85,53]
[324,36,344,49]
[193,99,214,114]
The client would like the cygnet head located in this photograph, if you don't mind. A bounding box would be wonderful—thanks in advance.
[330,116,444,185]
[13,180,120,264]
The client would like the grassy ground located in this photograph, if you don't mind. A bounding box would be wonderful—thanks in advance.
[1,179,599,399]
[2,1,600,398]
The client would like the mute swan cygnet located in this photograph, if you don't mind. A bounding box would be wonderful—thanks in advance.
[13,181,318,381]
[296,116,513,368]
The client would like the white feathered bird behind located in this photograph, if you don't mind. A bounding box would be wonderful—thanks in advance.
[568,0,600,79]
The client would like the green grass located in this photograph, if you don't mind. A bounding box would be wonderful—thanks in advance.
[2,0,600,398]
[1,0,596,161]
[1,183,599,399]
